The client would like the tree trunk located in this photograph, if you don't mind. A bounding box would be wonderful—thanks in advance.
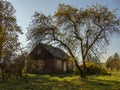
[2,74,5,81]
[74,60,85,78]
[6,73,11,81]
[1,69,5,81]
[82,59,87,78]
[83,59,87,69]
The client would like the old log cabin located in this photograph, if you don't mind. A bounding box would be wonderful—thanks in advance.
[29,43,73,74]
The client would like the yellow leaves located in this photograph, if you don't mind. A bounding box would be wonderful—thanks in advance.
[55,10,69,17]
[9,17,16,22]
[80,11,88,18]
[0,25,6,38]
[0,25,6,57]
[54,4,78,18]
[0,28,4,42]
[69,57,74,62]
[0,33,3,39]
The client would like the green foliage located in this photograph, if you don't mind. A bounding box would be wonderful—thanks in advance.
[0,50,29,81]
[0,72,120,90]
[0,0,22,55]
[85,62,108,75]
[106,53,120,71]
[0,0,22,81]
[74,62,108,75]
[27,60,44,75]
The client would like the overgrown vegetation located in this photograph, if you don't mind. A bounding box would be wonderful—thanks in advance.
[0,72,120,90]
[74,62,109,75]
[27,59,44,75]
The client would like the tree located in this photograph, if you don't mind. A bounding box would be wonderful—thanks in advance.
[13,52,27,78]
[106,56,113,70]
[113,53,119,60]
[54,4,120,77]
[0,0,22,81]
[0,0,22,58]
[106,53,120,71]
[27,4,120,78]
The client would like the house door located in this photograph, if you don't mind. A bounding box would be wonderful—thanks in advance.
[63,62,67,72]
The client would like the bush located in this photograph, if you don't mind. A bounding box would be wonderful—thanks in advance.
[74,62,109,75]
[27,60,44,75]
[86,62,108,75]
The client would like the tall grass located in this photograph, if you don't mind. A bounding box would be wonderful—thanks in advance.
[0,71,120,90]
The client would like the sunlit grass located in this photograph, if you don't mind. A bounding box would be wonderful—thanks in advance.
[0,71,120,90]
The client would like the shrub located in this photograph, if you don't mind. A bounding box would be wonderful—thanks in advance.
[85,62,109,75]
[27,60,44,75]
[74,62,109,75]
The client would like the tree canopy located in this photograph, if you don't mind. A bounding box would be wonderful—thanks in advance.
[27,4,120,78]
[0,0,22,58]
[0,0,22,81]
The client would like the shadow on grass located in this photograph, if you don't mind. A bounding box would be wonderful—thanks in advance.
[74,75,120,90]
[27,74,120,90]
[0,74,120,90]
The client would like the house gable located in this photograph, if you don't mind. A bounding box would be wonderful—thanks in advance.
[29,44,54,60]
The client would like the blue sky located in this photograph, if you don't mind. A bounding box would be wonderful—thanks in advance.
[8,0,120,60]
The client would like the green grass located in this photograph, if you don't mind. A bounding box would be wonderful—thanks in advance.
[0,72,120,90]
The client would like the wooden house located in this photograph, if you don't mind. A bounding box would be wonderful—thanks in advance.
[29,43,73,74]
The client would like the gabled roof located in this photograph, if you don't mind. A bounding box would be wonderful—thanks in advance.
[29,43,69,60]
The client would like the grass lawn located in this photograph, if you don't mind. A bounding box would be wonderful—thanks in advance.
[0,72,120,90]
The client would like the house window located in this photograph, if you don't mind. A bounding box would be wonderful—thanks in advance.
[56,60,62,70]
